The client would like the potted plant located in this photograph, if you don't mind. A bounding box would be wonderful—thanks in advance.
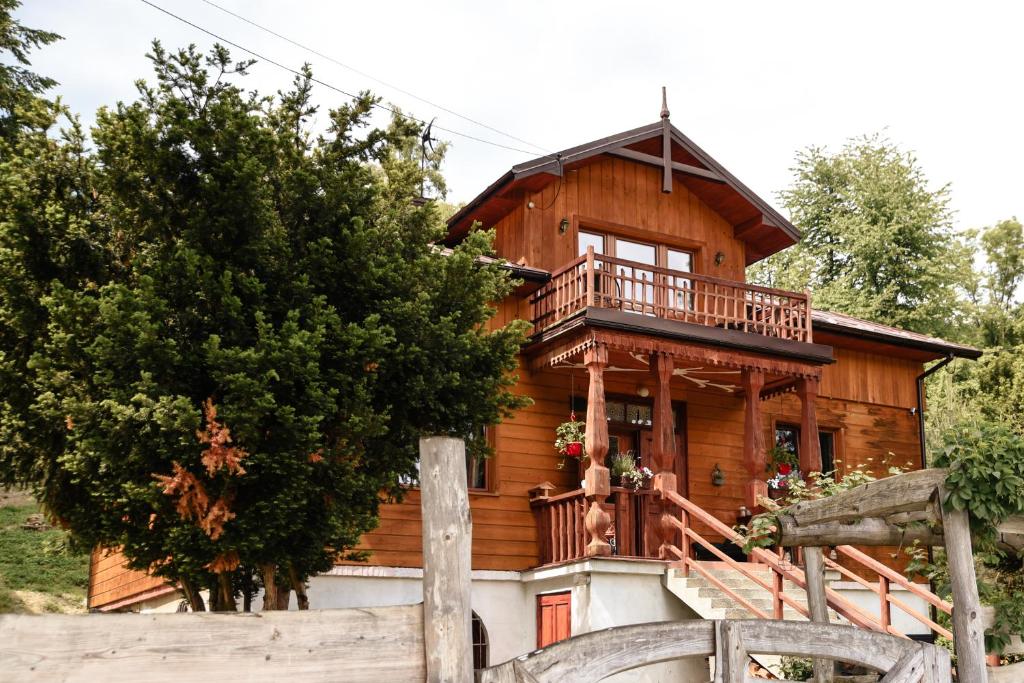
[609,451,653,491]
[555,413,586,470]
[767,442,800,498]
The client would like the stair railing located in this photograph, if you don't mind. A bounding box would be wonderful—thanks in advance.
[661,488,930,636]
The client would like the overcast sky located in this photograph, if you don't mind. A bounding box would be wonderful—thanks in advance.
[15,1,1024,232]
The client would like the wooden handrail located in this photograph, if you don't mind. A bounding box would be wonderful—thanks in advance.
[834,544,954,613]
[662,488,893,634]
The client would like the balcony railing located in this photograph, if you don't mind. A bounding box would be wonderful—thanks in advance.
[531,247,812,343]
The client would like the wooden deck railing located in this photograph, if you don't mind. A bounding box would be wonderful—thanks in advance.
[531,486,658,565]
[660,488,953,640]
[531,246,812,342]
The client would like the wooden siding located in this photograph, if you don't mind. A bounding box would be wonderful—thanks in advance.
[493,156,748,282]
[88,548,171,610]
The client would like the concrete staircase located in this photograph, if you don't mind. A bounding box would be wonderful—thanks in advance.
[663,562,844,677]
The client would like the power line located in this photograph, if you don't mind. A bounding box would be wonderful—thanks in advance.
[138,0,550,157]
[197,0,553,156]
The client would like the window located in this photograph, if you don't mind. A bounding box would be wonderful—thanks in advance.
[774,423,839,474]
[577,231,605,256]
[774,424,800,461]
[819,429,836,475]
[398,426,491,491]
[472,612,489,670]
[537,592,572,648]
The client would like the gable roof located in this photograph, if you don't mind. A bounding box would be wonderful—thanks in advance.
[445,121,801,264]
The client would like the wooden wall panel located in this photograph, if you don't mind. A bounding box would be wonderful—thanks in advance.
[88,548,170,609]
[491,157,748,282]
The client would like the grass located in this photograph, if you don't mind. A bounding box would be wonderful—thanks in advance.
[0,498,90,613]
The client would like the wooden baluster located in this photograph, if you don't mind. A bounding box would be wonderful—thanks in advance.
[584,345,612,556]
[549,506,557,563]
[880,576,891,632]
[805,289,813,343]
[585,246,596,309]
[679,508,690,574]
[772,569,784,619]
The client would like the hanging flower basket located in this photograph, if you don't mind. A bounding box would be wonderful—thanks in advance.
[555,413,586,469]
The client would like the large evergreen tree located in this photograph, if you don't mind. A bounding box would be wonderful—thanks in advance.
[0,39,529,610]
[750,134,972,338]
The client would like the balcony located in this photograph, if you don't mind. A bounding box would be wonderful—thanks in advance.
[531,247,812,344]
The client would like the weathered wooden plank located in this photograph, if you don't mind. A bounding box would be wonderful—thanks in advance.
[789,469,948,527]
[419,437,473,683]
[803,547,834,683]
[940,494,986,683]
[0,606,425,682]
[776,515,943,548]
[878,646,924,683]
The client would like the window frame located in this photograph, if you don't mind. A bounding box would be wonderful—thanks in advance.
[770,417,845,476]
[398,425,498,495]
[573,215,705,274]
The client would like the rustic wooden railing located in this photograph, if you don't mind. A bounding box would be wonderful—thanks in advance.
[531,246,812,342]
[531,486,658,565]
[478,620,952,683]
[659,488,959,643]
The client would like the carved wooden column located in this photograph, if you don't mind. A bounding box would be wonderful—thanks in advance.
[649,353,677,558]
[797,377,822,475]
[583,345,611,557]
[742,369,767,510]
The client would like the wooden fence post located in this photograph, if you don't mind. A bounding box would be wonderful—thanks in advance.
[419,437,473,683]
[803,546,834,683]
[939,492,986,683]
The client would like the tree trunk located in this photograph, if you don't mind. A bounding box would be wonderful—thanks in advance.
[289,566,309,610]
[242,568,252,613]
[260,563,280,611]
[216,572,237,612]
[274,580,291,611]
[207,575,221,612]
[179,576,206,612]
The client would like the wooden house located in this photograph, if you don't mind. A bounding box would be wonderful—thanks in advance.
[87,97,979,679]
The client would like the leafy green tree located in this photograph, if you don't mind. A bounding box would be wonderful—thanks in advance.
[750,134,972,338]
[0,42,529,610]
[0,0,60,140]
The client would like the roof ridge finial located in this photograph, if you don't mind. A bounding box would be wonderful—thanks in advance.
[660,86,670,120]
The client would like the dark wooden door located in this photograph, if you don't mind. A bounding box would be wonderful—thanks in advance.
[536,592,571,648]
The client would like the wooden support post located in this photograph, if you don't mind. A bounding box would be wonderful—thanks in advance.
[797,377,822,474]
[715,620,749,683]
[804,546,834,683]
[742,369,767,510]
[940,492,987,683]
[419,437,473,683]
[880,576,892,632]
[650,353,678,559]
[583,345,612,557]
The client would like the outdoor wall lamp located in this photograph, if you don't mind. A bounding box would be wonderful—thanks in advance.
[559,217,570,234]
[711,463,726,486]
[636,385,650,398]
[714,251,726,266]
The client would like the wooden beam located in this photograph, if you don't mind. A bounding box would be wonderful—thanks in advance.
[583,345,611,557]
[797,378,822,474]
[733,216,765,239]
[714,620,748,683]
[606,147,725,184]
[940,491,987,683]
[742,369,767,509]
[789,468,948,527]
[419,437,473,683]
[775,514,943,547]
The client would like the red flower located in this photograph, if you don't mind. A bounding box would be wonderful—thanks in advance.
[778,463,793,475]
